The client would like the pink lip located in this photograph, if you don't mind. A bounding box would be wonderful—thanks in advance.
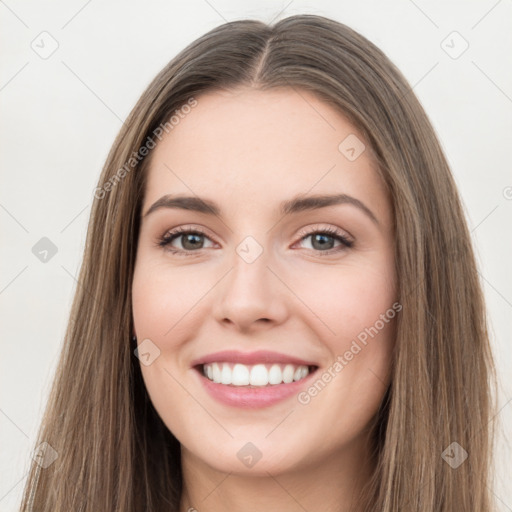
[190,350,319,368]
[194,366,318,409]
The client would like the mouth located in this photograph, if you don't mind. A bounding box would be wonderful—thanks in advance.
[194,362,319,387]
[190,349,321,407]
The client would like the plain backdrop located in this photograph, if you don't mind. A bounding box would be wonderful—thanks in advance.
[1,1,511,510]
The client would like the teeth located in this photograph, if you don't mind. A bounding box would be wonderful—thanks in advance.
[202,362,312,387]
[250,364,268,386]
[212,362,222,383]
[282,364,295,383]
[293,366,304,381]
[232,363,250,385]
[268,364,282,385]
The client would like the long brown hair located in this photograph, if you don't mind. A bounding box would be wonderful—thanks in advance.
[19,14,496,511]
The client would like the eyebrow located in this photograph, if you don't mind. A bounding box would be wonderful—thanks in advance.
[143,193,379,225]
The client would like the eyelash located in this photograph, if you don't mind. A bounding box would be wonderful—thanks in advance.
[156,225,354,257]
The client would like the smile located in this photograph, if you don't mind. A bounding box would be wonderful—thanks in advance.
[201,362,316,387]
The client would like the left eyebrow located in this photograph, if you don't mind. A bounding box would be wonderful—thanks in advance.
[280,193,379,226]
[143,193,379,226]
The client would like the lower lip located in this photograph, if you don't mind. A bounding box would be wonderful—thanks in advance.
[195,366,318,409]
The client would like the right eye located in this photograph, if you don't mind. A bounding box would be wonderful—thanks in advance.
[157,226,216,256]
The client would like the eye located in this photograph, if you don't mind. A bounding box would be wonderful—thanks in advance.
[294,225,353,256]
[156,225,354,257]
[157,226,216,256]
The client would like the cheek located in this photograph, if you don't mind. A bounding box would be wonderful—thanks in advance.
[131,259,208,343]
[290,258,396,425]
[290,257,396,344]
[131,262,208,442]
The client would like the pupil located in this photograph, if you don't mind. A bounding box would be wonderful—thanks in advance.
[183,234,202,250]
[312,234,333,250]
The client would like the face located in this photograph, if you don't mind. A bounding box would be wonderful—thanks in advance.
[132,86,397,475]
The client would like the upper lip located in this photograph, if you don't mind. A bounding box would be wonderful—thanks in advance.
[190,350,319,368]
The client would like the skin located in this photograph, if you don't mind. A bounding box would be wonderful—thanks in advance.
[132,86,397,512]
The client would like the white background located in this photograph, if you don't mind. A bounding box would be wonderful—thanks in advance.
[1,1,511,510]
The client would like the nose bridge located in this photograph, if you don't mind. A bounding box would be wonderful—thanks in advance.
[228,233,273,300]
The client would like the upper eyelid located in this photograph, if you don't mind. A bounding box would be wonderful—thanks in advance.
[161,225,216,242]
[296,224,353,241]
[160,224,353,246]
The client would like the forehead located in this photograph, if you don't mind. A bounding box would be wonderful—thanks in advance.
[143,87,390,223]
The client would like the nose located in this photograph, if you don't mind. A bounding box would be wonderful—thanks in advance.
[212,243,289,333]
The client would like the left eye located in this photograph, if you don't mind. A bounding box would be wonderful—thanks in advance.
[157,226,353,256]
[295,228,353,253]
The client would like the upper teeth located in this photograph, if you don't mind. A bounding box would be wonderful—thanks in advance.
[203,362,311,386]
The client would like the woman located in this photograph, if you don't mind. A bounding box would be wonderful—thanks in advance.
[19,14,496,512]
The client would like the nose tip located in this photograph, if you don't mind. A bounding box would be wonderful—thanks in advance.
[213,251,289,332]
